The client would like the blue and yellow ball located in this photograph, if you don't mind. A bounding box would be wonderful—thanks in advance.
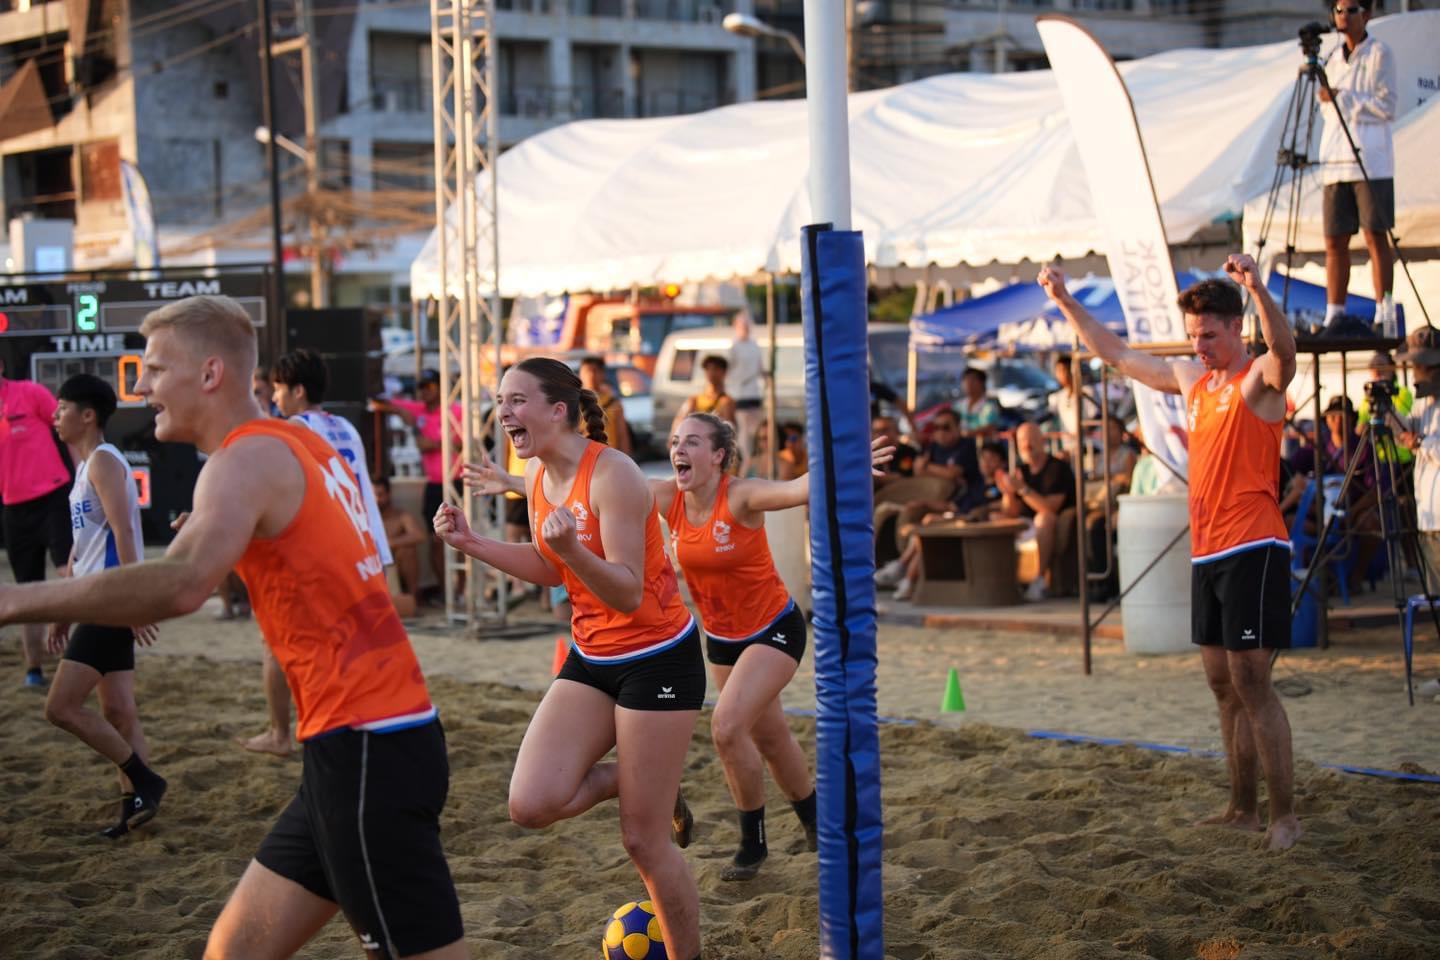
[602,898,667,960]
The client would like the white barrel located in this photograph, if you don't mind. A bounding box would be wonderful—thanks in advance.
[765,505,811,616]
[1116,494,1192,655]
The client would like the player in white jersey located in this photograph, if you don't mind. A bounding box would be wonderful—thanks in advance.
[235,348,395,757]
[42,374,166,837]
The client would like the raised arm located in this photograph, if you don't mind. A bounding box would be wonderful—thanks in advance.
[1039,265,1182,396]
[1225,253,1296,394]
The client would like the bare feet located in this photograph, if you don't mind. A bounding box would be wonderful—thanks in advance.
[237,730,292,757]
[1264,815,1302,851]
[1194,809,1262,832]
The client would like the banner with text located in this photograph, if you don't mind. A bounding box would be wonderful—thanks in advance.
[1037,15,1190,478]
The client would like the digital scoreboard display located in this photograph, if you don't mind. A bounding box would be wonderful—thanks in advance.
[0,274,268,339]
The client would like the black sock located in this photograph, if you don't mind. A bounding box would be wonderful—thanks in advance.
[735,806,766,866]
[792,790,817,828]
[119,753,165,802]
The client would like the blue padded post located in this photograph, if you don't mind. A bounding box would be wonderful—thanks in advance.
[801,223,883,960]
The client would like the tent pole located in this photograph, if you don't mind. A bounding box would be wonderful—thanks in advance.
[765,271,779,480]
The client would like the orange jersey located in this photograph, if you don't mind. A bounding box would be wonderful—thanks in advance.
[532,441,693,660]
[665,474,792,640]
[222,419,434,740]
[1185,361,1289,562]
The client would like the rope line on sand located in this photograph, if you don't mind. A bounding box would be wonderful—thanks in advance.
[768,709,1439,783]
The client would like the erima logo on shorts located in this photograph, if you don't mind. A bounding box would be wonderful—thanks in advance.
[657,685,676,700]
[1241,628,1257,641]
[773,633,787,645]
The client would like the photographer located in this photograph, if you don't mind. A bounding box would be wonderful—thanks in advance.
[1317,1,1397,331]
[1398,328,1440,700]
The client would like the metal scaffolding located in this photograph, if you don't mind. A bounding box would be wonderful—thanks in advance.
[430,0,503,627]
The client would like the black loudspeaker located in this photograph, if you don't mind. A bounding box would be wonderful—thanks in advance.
[287,308,382,357]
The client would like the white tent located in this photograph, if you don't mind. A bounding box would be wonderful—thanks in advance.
[1242,94,1440,258]
[411,12,1440,300]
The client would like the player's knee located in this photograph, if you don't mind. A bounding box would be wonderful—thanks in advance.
[710,708,749,755]
[618,815,668,868]
[43,696,78,730]
[507,788,558,830]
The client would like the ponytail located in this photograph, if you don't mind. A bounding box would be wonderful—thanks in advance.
[579,388,609,445]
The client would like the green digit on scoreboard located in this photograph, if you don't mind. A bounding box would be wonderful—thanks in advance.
[78,294,99,332]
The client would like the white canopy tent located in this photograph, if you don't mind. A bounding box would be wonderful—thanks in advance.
[410,12,1440,300]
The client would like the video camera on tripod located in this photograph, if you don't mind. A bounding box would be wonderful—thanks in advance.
[1297,21,1328,63]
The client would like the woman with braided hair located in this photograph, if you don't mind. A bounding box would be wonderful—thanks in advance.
[434,356,706,960]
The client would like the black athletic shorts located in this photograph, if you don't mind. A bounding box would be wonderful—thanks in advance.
[557,624,706,710]
[255,720,462,959]
[504,497,529,528]
[1324,178,1395,236]
[62,624,135,675]
[735,398,763,411]
[705,600,807,667]
[1191,544,1292,651]
[4,486,73,583]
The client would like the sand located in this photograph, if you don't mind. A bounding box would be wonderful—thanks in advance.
[2,601,1439,959]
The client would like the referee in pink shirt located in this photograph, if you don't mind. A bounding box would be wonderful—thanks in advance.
[0,357,74,687]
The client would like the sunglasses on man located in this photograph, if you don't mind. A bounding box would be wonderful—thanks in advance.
[1333,5,1363,13]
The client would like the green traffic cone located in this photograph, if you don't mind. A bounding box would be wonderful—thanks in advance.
[941,667,965,713]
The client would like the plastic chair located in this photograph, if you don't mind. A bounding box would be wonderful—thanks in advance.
[1289,478,1354,606]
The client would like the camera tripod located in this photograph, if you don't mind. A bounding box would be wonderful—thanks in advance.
[1251,23,1431,327]
[1289,387,1440,705]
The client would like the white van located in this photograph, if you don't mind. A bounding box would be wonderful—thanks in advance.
[652,323,915,437]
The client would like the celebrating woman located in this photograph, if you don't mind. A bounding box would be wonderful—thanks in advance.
[434,357,705,960]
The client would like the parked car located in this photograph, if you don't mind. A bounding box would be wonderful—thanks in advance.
[653,323,919,435]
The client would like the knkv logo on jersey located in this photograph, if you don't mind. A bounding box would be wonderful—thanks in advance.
[713,519,735,553]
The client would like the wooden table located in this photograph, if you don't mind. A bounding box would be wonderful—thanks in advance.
[912,518,1029,607]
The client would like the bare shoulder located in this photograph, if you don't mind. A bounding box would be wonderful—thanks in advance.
[195,435,306,532]
[1172,359,1207,397]
[593,447,652,513]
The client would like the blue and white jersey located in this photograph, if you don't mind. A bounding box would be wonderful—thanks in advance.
[70,444,144,578]
[292,409,393,565]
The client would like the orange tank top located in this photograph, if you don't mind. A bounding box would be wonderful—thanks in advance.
[1185,361,1289,562]
[532,441,693,661]
[666,475,792,640]
[222,419,434,740]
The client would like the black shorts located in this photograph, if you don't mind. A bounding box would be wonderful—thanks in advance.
[1192,545,1292,651]
[255,720,462,959]
[62,624,135,675]
[705,601,807,667]
[557,625,706,711]
[1324,178,1395,236]
[735,398,763,411]
[4,486,73,583]
[504,496,529,528]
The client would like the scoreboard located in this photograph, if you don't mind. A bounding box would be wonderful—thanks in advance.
[0,274,267,402]
[0,270,271,541]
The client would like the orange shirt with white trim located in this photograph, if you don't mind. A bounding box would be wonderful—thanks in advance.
[223,419,434,740]
[666,474,791,640]
[532,441,693,661]
[1185,360,1289,563]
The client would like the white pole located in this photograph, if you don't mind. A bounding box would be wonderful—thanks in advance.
[802,0,852,230]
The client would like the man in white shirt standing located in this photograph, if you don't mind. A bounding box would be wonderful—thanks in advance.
[1319,0,1397,330]
[237,348,394,756]
[728,310,765,478]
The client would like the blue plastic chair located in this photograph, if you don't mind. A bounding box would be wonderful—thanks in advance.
[1289,478,1355,607]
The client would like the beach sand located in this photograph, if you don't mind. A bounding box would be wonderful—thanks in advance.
[2,601,1438,958]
